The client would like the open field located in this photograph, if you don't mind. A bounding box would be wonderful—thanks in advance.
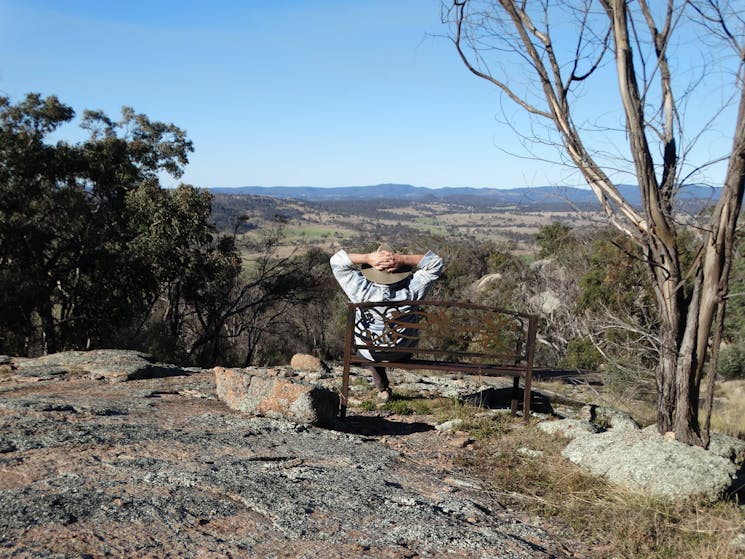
[216,195,607,260]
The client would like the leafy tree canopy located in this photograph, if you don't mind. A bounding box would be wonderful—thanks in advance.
[0,93,238,357]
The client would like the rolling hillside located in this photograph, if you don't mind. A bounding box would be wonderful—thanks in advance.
[209,183,721,211]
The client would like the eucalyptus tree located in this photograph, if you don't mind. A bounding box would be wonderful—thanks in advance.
[446,0,745,445]
[0,93,236,357]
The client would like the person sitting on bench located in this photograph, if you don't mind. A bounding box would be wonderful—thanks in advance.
[330,243,444,401]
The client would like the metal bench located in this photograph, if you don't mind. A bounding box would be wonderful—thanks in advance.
[340,300,538,420]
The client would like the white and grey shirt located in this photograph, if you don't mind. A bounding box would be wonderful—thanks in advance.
[330,249,444,360]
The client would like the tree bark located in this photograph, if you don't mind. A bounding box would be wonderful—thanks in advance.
[39,301,57,355]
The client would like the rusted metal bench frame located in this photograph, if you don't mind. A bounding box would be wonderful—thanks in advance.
[340,300,538,420]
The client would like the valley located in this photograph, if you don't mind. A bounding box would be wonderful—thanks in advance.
[210,192,607,258]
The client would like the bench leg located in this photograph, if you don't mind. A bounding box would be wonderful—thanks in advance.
[510,376,520,415]
[339,362,351,419]
[523,370,533,422]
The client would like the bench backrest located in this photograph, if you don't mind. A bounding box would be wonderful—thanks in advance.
[344,300,537,369]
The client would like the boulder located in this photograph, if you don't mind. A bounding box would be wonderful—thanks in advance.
[579,405,640,432]
[707,431,745,467]
[289,353,323,371]
[472,273,502,291]
[529,291,562,315]
[214,366,339,425]
[707,432,745,499]
[562,428,739,500]
[12,350,184,382]
[537,419,598,439]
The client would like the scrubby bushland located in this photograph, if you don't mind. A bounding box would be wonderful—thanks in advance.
[529,223,662,395]
[0,94,337,368]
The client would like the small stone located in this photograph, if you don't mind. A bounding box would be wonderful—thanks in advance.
[517,447,543,458]
[436,419,465,432]
[448,433,474,448]
[290,353,322,371]
[730,533,745,553]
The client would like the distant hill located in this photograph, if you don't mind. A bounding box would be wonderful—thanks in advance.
[209,183,721,211]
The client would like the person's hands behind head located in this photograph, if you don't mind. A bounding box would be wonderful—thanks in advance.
[372,250,423,272]
[368,250,397,272]
[385,252,408,272]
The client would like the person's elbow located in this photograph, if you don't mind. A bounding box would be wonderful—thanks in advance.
[329,250,346,268]
[428,254,444,275]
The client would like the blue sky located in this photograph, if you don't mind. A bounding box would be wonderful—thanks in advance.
[0,1,738,191]
[0,0,570,189]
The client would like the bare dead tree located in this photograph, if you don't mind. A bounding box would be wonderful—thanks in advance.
[447,0,745,446]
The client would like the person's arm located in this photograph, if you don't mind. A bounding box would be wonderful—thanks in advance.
[329,250,373,303]
[347,250,424,273]
[388,253,424,270]
[346,252,373,266]
[408,251,444,299]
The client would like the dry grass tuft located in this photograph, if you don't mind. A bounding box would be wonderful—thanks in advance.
[711,380,745,438]
[453,412,745,559]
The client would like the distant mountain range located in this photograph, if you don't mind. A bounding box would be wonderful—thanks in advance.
[209,183,721,211]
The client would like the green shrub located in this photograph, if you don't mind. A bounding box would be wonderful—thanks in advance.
[716,342,745,380]
[561,337,602,370]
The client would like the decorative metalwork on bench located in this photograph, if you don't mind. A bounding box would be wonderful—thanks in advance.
[354,305,423,346]
[351,300,529,365]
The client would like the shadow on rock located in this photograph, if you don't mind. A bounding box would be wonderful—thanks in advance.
[462,386,555,415]
[331,415,435,437]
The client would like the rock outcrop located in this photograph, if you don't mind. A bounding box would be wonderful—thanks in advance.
[9,349,183,382]
[553,421,743,500]
[214,366,339,425]
[0,351,579,558]
[2,349,742,556]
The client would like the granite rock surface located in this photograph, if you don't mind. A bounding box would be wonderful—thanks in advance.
[0,351,582,559]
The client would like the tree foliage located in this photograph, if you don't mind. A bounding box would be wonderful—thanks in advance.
[535,222,573,260]
[0,93,236,357]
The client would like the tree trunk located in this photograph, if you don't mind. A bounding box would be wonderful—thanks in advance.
[39,302,57,355]
[449,0,745,446]
[649,241,685,436]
